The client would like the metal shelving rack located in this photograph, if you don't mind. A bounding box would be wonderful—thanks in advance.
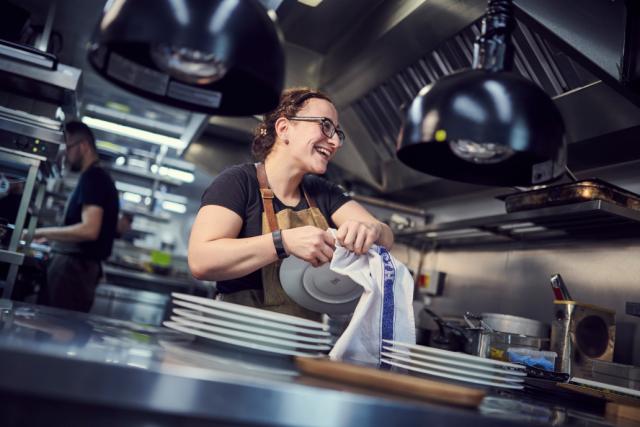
[395,200,640,247]
[0,147,46,298]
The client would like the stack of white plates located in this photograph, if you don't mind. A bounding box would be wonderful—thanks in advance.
[163,293,332,358]
[382,340,526,390]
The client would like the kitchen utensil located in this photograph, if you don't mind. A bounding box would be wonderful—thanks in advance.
[279,256,362,315]
[479,313,550,339]
[422,307,469,351]
[500,178,640,213]
[463,313,549,360]
[295,356,486,407]
[550,274,572,300]
[551,301,616,376]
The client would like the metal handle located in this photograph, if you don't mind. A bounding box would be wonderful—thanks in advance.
[550,273,573,300]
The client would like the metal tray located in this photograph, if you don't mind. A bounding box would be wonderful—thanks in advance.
[500,179,640,213]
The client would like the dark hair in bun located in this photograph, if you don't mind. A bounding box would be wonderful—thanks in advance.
[252,87,333,162]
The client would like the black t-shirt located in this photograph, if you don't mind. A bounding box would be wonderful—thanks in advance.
[200,163,351,293]
[53,165,119,260]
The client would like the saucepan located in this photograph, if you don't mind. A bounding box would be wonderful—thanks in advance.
[420,308,549,360]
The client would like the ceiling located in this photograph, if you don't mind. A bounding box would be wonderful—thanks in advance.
[10,0,640,209]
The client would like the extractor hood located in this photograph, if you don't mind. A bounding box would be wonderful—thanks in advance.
[318,0,640,202]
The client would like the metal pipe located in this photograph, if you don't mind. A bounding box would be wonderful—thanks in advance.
[473,0,514,72]
[36,1,57,53]
[348,193,429,218]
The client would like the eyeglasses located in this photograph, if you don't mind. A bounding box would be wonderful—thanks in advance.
[66,139,84,150]
[288,116,345,146]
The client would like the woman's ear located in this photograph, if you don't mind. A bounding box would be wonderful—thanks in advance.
[274,116,289,143]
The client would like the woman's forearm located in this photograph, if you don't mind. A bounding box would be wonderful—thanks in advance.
[189,233,279,281]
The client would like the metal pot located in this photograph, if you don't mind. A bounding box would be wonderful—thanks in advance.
[479,313,549,339]
[464,313,550,360]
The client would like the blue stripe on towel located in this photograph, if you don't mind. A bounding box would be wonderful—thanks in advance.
[379,247,396,367]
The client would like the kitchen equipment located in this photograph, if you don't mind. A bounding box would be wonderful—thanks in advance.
[550,273,572,300]
[396,0,566,187]
[88,0,284,116]
[501,179,640,213]
[295,356,486,408]
[479,313,550,339]
[551,301,616,376]
[279,256,362,315]
[0,39,81,110]
[463,313,550,361]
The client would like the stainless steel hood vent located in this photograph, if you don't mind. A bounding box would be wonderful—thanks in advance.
[0,39,81,117]
[351,18,597,165]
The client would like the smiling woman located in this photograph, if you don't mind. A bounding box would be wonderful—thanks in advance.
[188,87,394,320]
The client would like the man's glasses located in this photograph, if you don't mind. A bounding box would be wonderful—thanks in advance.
[288,116,345,146]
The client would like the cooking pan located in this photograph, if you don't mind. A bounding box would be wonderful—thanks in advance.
[499,178,640,213]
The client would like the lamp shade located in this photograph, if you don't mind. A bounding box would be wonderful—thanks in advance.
[88,0,285,116]
[397,69,566,186]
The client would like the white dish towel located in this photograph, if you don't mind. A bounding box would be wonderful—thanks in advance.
[327,231,416,365]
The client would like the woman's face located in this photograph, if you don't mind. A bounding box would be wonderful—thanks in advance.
[286,98,342,175]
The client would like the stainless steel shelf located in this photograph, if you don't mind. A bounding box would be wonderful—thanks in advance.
[396,200,640,247]
[0,249,24,266]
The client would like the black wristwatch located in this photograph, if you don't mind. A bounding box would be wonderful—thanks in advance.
[272,229,289,259]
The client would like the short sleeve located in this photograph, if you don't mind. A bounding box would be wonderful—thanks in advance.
[77,168,107,208]
[303,174,351,219]
[200,165,249,218]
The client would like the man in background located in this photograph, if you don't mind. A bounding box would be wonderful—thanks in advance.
[34,121,119,312]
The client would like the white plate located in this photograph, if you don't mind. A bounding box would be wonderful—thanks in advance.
[171,300,331,337]
[163,321,326,358]
[171,316,332,351]
[172,293,327,330]
[570,377,640,398]
[279,256,362,315]
[380,352,524,383]
[381,358,525,390]
[383,346,527,377]
[174,309,333,344]
[383,340,526,371]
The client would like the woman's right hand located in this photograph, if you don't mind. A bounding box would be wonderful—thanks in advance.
[281,226,335,267]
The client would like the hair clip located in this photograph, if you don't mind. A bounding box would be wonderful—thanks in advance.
[260,128,268,136]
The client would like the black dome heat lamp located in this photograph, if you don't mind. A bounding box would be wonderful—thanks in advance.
[88,0,285,116]
[397,0,566,186]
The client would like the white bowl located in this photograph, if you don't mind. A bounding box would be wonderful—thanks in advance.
[279,256,362,315]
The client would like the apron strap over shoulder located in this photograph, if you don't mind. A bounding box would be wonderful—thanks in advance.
[255,163,319,231]
[256,163,279,232]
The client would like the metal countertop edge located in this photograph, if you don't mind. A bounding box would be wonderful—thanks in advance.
[0,345,518,427]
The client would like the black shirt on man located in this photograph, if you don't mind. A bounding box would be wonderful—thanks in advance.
[53,164,119,260]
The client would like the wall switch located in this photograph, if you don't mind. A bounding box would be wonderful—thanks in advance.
[417,269,445,296]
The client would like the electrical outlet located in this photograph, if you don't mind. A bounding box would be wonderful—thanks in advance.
[416,269,445,296]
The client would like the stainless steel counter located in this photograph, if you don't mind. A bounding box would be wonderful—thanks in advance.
[0,300,620,426]
[102,264,212,294]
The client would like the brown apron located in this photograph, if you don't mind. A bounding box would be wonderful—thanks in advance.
[219,163,329,321]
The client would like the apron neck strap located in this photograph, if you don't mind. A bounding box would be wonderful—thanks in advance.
[255,163,318,232]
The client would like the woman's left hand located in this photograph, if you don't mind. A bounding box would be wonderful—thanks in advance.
[335,220,382,255]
